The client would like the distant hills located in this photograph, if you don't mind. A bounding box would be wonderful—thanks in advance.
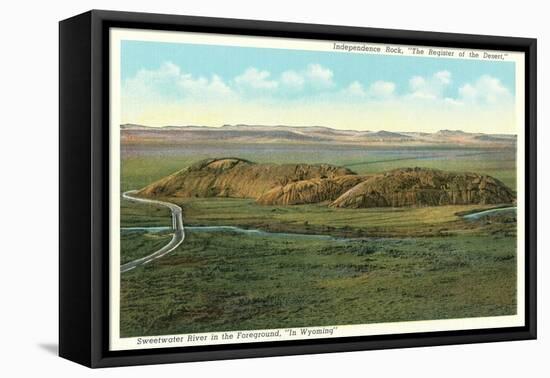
[138,158,515,208]
[121,124,516,147]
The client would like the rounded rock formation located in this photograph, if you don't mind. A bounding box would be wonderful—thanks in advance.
[138,157,355,200]
[330,167,515,208]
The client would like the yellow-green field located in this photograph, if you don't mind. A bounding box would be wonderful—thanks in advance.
[120,231,516,337]
[118,142,518,337]
[121,143,516,191]
[169,197,502,237]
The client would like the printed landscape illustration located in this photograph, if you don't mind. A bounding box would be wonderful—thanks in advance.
[118,40,518,339]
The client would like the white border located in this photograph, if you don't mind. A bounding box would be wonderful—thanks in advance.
[109,28,526,351]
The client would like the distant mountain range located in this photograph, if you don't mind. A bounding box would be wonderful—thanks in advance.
[121,124,516,146]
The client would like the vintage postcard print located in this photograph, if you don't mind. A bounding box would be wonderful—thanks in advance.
[109,28,525,351]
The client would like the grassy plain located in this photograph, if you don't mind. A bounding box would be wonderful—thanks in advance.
[121,143,516,190]
[119,142,517,336]
[171,197,503,237]
[120,231,516,337]
[120,230,173,265]
[121,200,171,228]
[120,144,516,237]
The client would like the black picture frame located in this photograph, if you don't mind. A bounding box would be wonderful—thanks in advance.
[59,9,537,368]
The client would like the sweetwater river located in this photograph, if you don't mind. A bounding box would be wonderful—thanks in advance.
[121,225,341,240]
[462,206,517,220]
[121,196,517,272]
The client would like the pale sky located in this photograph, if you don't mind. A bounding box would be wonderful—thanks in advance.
[120,40,517,134]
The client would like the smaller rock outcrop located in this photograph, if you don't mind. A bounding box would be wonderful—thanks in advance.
[330,167,515,208]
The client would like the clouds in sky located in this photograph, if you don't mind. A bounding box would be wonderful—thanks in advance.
[458,75,512,105]
[235,68,278,91]
[121,61,515,133]
[124,62,340,102]
[280,70,305,89]
[233,64,335,93]
[409,70,451,100]
[123,61,511,107]
[124,61,235,103]
[303,64,335,88]
[342,80,396,99]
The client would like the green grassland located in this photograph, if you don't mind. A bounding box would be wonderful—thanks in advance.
[121,156,197,192]
[120,230,174,265]
[120,144,516,236]
[170,197,511,237]
[119,142,518,336]
[121,144,516,191]
[120,231,516,337]
[121,200,171,228]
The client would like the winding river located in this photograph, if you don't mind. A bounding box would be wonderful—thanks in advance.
[462,206,517,220]
[121,192,517,272]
